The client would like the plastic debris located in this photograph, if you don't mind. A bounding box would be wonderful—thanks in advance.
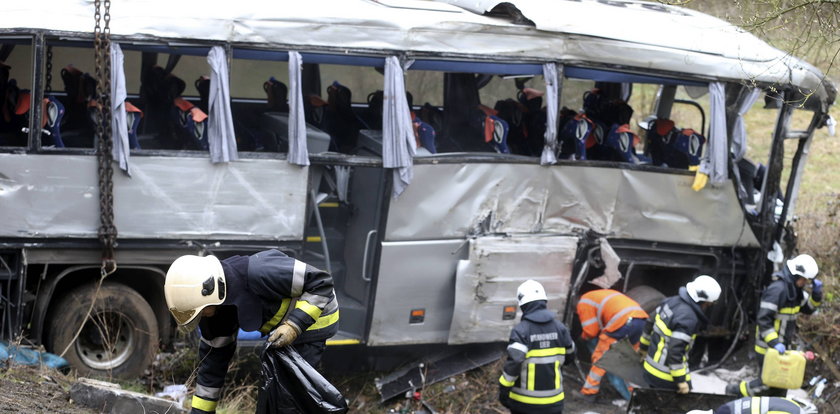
[155,384,189,406]
[0,341,68,369]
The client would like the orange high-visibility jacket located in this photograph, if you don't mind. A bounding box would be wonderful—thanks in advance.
[577,289,648,340]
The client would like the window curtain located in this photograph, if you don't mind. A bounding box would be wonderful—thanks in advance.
[540,63,561,165]
[287,51,309,166]
[383,56,415,198]
[207,46,238,163]
[109,42,130,175]
[698,82,728,186]
[731,87,761,161]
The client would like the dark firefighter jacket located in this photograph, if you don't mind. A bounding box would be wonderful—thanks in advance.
[640,287,707,384]
[190,249,339,414]
[714,396,801,414]
[754,266,821,355]
[498,300,575,414]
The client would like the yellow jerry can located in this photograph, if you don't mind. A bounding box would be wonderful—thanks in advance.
[761,348,806,389]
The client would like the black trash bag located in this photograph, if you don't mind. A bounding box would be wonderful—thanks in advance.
[256,344,348,414]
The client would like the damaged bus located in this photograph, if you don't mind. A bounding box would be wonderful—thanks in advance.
[0,0,835,377]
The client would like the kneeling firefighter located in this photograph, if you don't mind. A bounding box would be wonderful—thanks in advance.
[640,275,721,394]
[499,280,575,414]
[164,249,339,414]
[727,254,822,397]
[686,396,803,414]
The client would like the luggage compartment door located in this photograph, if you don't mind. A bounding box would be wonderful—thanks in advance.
[447,235,578,345]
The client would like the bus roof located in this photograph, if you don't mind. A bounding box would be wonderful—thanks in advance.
[6,0,835,106]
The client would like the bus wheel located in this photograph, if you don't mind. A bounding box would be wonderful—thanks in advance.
[625,285,665,315]
[47,281,159,378]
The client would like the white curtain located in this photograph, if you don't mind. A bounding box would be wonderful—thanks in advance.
[109,42,130,175]
[731,87,761,161]
[701,82,728,185]
[620,82,631,101]
[287,51,309,166]
[540,63,561,165]
[382,56,416,198]
[207,46,238,163]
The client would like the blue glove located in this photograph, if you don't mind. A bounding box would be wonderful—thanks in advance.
[774,343,786,354]
[812,279,823,296]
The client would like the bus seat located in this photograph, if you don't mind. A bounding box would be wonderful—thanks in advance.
[477,104,510,154]
[325,81,365,153]
[363,90,384,131]
[646,118,705,169]
[59,65,96,147]
[559,112,596,160]
[172,96,208,150]
[264,77,289,113]
[194,75,210,113]
[591,123,649,164]
[495,98,529,155]
[259,112,330,154]
[125,101,143,149]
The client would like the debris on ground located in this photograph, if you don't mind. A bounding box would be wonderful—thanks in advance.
[0,341,68,370]
[70,377,186,414]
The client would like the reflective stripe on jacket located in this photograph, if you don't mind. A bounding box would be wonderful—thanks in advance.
[754,268,821,355]
[499,301,575,412]
[640,287,706,384]
[715,396,801,414]
[577,289,648,340]
[191,250,338,413]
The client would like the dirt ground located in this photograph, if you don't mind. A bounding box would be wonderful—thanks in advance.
[0,365,92,414]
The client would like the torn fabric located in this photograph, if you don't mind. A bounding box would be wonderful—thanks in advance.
[287,51,309,166]
[109,42,130,175]
[701,82,727,185]
[382,56,415,198]
[207,46,239,163]
[540,63,560,165]
[731,87,761,161]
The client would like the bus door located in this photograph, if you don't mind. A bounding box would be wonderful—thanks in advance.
[298,57,391,344]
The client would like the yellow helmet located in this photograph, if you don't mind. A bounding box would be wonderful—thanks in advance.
[164,255,226,327]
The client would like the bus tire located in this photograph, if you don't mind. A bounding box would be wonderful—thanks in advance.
[47,281,159,378]
[625,285,666,315]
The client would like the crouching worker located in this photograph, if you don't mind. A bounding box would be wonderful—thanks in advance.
[575,289,648,401]
[499,280,575,414]
[686,396,803,414]
[164,249,339,414]
[640,275,721,394]
[726,254,822,397]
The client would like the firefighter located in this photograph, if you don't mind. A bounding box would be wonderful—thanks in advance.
[726,254,822,397]
[164,249,339,414]
[640,275,721,394]
[499,280,575,414]
[575,289,648,401]
[685,396,803,414]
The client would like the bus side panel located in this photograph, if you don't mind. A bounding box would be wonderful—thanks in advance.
[385,163,759,247]
[366,239,464,346]
[0,154,307,240]
[448,235,576,345]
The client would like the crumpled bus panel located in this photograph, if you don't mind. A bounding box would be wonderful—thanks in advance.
[0,154,307,241]
[447,235,577,345]
[385,163,759,248]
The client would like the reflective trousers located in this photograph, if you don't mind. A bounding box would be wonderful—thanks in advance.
[581,319,644,399]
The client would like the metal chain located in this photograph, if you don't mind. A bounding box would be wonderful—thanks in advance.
[45,46,53,93]
[94,0,117,277]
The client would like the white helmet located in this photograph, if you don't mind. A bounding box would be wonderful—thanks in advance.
[164,255,226,327]
[517,279,547,306]
[786,254,819,280]
[686,275,721,303]
[685,411,712,414]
